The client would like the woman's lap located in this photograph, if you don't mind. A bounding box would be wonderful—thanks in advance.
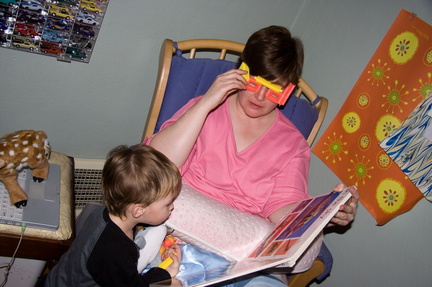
[211,273,286,287]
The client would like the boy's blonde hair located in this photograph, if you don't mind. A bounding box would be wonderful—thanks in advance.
[102,144,181,218]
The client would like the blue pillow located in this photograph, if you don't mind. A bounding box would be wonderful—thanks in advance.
[155,49,237,133]
[280,92,319,139]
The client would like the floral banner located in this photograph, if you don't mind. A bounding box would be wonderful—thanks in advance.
[312,9,432,225]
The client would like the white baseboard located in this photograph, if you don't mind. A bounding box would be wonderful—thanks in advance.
[74,158,105,170]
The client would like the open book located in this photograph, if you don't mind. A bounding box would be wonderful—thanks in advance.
[152,185,353,286]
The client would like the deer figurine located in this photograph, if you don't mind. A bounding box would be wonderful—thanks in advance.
[0,130,51,208]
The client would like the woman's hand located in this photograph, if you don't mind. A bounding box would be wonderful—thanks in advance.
[148,68,248,168]
[328,184,359,227]
[163,244,182,278]
[199,69,247,110]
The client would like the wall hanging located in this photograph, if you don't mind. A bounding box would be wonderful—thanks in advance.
[312,9,432,225]
[0,0,109,63]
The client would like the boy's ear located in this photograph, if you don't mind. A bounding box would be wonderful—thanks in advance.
[131,203,146,218]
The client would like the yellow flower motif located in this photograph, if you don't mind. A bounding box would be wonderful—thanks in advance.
[358,133,370,151]
[376,152,392,170]
[412,72,432,102]
[389,31,419,65]
[320,132,348,164]
[357,93,370,109]
[348,154,374,186]
[367,59,390,86]
[375,114,401,142]
[424,47,432,67]
[381,80,409,114]
[376,179,406,213]
[342,112,360,134]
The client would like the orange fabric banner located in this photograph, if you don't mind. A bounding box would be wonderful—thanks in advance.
[312,9,432,225]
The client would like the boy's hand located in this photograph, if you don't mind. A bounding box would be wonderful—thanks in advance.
[162,244,182,278]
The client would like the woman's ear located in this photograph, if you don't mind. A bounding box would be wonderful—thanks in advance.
[131,203,146,218]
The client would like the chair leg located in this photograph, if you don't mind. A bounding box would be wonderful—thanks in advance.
[287,258,325,287]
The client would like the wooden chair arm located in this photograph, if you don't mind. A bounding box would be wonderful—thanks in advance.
[287,258,326,287]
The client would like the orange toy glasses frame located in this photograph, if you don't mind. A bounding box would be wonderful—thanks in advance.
[239,62,295,106]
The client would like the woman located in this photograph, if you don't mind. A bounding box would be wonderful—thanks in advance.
[145,25,358,286]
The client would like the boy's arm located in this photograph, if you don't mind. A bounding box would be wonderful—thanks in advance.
[141,267,172,284]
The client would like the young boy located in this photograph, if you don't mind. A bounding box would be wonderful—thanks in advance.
[43,144,182,287]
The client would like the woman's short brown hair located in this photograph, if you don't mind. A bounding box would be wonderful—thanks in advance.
[102,144,182,218]
[240,25,304,86]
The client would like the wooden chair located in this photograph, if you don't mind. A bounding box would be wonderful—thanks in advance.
[143,38,330,287]
[142,39,328,147]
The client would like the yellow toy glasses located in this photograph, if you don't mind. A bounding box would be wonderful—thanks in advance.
[239,62,295,106]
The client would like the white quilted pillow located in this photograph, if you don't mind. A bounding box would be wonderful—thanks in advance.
[166,183,274,262]
[166,182,322,272]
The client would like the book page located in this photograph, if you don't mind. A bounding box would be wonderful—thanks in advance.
[247,191,346,261]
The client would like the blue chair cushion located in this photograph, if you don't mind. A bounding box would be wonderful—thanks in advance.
[280,91,320,139]
[155,43,319,139]
[155,47,237,133]
[316,242,333,281]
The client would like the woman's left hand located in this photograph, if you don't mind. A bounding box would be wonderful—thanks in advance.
[329,184,359,226]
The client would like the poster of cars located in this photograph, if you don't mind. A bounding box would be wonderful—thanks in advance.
[0,0,109,63]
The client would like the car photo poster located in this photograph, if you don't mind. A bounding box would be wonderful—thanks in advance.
[0,0,109,63]
[312,9,432,225]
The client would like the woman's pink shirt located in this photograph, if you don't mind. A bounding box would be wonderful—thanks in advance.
[145,97,310,219]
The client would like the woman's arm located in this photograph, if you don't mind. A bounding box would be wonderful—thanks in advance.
[149,69,247,167]
[268,203,297,224]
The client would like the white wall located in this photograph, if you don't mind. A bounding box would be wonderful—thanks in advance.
[1,0,431,286]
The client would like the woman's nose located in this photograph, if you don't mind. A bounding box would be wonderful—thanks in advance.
[255,86,267,101]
